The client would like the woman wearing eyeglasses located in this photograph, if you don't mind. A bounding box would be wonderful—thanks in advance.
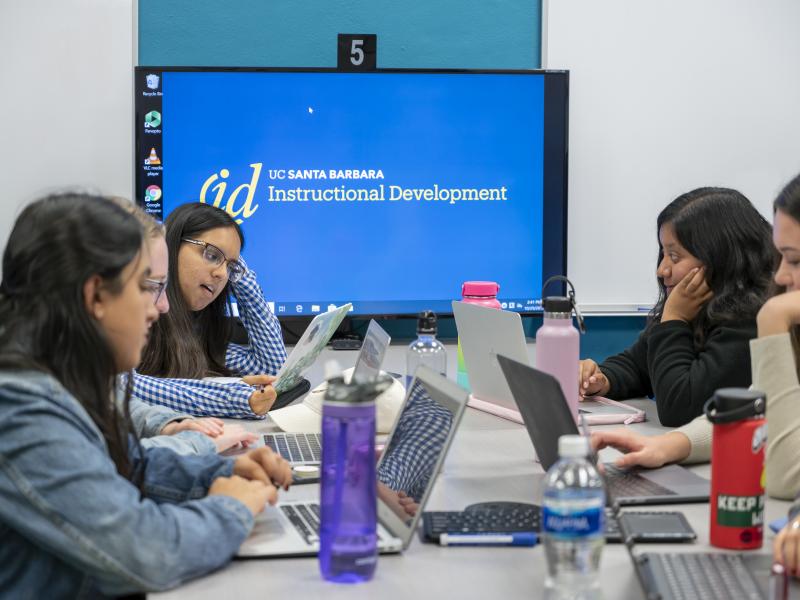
[134,203,287,418]
[112,199,258,449]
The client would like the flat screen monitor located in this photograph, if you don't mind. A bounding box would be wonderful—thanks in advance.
[134,68,568,318]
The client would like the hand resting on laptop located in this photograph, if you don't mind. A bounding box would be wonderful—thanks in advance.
[591,429,692,469]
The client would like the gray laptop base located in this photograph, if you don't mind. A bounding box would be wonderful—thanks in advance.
[496,354,709,506]
[632,550,776,600]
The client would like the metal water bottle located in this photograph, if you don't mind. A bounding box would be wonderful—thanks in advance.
[535,276,585,422]
[705,388,767,550]
[319,368,393,583]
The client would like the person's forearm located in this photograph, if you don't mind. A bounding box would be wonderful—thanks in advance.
[757,303,793,337]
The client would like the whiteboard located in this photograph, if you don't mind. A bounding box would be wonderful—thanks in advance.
[0,0,134,263]
[544,0,800,311]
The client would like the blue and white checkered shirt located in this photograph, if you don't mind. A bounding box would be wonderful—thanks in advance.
[129,263,287,419]
[377,379,454,501]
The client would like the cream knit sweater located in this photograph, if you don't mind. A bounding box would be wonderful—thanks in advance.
[678,333,800,500]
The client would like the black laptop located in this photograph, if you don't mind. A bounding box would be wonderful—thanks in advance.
[496,354,709,506]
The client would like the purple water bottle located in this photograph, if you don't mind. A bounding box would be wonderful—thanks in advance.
[319,369,393,583]
[535,276,585,422]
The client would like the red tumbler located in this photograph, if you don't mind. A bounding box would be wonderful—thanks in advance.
[705,388,767,550]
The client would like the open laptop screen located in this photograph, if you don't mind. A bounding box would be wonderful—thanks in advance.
[351,320,391,383]
[375,368,467,539]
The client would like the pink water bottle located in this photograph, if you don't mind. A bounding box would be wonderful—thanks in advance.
[535,277,585,422]
[456,281,502,389]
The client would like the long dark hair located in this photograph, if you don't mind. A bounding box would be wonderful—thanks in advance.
[0,193,144,480]
[772,173,800,373]
[138,202,244,378]
[649,187,775,348]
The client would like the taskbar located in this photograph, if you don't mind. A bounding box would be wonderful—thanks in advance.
[257,298,544,317]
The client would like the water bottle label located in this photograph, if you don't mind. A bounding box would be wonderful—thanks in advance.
[542,497,604,538]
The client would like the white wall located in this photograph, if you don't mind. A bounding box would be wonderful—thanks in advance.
[544,0,800,310]
[0,0,134,258]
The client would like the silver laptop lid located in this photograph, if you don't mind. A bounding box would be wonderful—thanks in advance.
[452,300,529,410]
[375,366,469,548]
[351,320,391,384]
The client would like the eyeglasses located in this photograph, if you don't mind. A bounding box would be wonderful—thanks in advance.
[181,237,246,283]
[143,278,167,304]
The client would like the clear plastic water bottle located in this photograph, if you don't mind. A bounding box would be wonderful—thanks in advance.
[456,281,502,389]
[319,367,393,584]
[542,435,605,600]
[406,311,447,387]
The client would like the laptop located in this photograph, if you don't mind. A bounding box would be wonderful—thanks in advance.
[264,320,392,468]
[452,301,529,423]
[237,366,469,557]
[272,303,352,395]
[496,354,710,506]
[350,319,392,383]
[625,528,792,599]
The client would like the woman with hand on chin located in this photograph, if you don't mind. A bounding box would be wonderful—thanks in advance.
[579,188,774,427]
[585,175,800,576]
[133,202,288,419]
[0,193,291,597]
[593,175,800,491]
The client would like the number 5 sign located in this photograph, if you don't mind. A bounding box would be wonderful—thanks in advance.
[337,34,377,71]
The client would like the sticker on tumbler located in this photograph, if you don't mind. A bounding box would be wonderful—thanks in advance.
[716,494,765,527]
[752,424,767,453]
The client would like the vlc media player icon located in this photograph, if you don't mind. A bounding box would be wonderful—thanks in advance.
[145,148,161,166]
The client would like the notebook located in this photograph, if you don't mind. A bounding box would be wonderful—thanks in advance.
[237,366,469,557]
[496,354,709,506]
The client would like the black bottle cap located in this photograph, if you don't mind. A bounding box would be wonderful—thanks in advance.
[543,296,572,313]
[704,388,766,424]
[417,310,438,334]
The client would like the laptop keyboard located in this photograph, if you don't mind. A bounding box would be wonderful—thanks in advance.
[642,552,762,600]
[281,503,321,545]
[281,502,385,547]
[604,464,676,498]
[264,433,322,463]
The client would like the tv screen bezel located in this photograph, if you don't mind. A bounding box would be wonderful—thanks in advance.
[134,66,569,322]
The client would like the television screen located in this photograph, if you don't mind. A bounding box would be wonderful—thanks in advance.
[134,68,568,318]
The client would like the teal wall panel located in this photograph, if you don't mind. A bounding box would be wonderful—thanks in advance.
[139,0,541,69]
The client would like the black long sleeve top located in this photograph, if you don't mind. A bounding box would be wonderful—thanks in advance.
[599,319,757,427]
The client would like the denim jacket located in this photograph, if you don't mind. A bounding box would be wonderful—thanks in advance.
[128,395,217,455]
[0,371,254,598]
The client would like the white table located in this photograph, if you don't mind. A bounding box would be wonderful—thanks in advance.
[155,344,789,599]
